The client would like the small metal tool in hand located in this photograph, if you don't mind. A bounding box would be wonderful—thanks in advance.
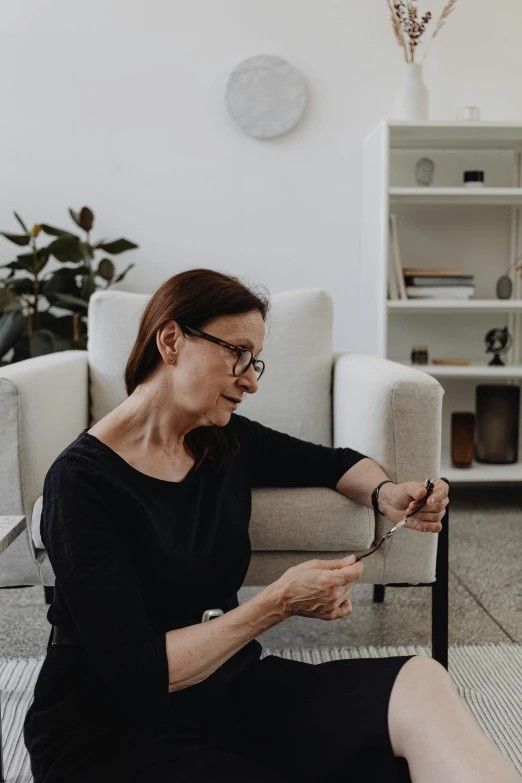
[354,477,435,562]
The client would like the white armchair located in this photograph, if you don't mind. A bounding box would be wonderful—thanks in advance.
[0,287,449,667]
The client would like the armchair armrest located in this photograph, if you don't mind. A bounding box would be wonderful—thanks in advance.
[332,352,444,584]
[0,350,89,561]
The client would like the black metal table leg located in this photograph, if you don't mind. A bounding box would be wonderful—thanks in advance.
[373,584,386,603]
[432,477,449,670]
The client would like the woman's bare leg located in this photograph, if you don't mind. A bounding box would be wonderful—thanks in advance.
[388,656,521,783]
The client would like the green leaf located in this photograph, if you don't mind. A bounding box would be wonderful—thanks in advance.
[97,257,115,281]
[8,277,36,295]
[113,262,135,283]
[31,328,57,357]
[0,310,25,359]
[0,260,27,271]
[69,208,83,229]
[97,238,138,254]
[76,265,91,276]
[0,232,31,246]
[30,327,74,356]
[42,268,82,304]
[52,292,89,311]
[79,207,94,232]
[47,236,84,263]
[13,212,29,234]
[16,248,49,275]
[40,224,79,239]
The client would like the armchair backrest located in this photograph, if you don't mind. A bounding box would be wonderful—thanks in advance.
[87,287,334,445]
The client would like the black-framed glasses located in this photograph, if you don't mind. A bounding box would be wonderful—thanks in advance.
[179,324,265,380]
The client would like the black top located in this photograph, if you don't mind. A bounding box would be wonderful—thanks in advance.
[41,412,368,725]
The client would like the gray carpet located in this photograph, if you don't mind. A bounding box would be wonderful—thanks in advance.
[2,644,521,783]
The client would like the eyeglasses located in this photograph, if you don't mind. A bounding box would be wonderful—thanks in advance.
[179,324,265,380]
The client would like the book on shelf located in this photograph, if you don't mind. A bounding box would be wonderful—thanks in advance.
[388,266,400,300]
[387,218,476,300]
[388,213,407,300]
[403,268,470,277]
[406,286,475,299]
[405,275,474,286]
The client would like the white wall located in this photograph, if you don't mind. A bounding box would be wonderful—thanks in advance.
[1,0,521,351]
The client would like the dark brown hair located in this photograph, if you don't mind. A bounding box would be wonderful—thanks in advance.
[124,268,270,472]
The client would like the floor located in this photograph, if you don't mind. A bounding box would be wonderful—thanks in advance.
[1,483,521,658]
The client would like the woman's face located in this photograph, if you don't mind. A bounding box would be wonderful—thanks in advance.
[161,310,265,428]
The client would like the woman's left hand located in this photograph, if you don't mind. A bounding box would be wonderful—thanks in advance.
[382,479,449,533]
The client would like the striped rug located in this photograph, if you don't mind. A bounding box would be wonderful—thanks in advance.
[2,643,521,782]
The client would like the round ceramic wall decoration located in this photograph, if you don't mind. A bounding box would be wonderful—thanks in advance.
[225,55,307,139]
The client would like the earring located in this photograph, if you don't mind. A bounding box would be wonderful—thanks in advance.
[169,357,173,362]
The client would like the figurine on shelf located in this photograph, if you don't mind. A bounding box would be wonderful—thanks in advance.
[415,157,435,186]
[484,326,511,366]
[496,251,522,299]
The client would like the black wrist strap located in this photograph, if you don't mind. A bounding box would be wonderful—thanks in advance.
[371,480,394,518]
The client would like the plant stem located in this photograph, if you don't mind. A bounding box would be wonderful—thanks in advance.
[30,237,40,331]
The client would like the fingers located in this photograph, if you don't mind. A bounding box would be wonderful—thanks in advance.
[334,561,364,583]
[427,480,449,505]
[410,496,448,515]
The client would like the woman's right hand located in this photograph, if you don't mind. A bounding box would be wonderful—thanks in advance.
[271,554,364,621]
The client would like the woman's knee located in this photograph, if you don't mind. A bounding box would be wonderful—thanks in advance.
[388,655,455,757]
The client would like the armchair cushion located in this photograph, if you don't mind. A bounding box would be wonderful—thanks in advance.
[31,487,374,553]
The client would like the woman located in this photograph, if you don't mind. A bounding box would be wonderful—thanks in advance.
[24,269,520,783]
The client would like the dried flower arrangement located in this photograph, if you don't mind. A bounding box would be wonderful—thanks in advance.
[386,0,459,63]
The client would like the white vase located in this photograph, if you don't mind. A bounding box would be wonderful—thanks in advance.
[393,62,429,121]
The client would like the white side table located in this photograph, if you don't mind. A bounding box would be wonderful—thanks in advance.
[0,515,27,783]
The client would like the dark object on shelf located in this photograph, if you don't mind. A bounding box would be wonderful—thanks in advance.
[496,252,522,299]
[485,326,511,366]
[496,275,513,299]
[475,384,520,464]
[463,170,484,186]
[451,412,475,467]
[411,345,428,364]
[432,359,470,366]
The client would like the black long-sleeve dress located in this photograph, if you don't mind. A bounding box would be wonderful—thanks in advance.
[23,412,415,783]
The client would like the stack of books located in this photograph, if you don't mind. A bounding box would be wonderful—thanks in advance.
[388,214,475,300]
[403,268,475,299]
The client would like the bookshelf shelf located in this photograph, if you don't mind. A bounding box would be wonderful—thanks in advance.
[362,120,522,484]
[389,186,522,206]
[440,455,522,484]
[388,300,522,313]
[396,362,522,378]
[387,120,522,150]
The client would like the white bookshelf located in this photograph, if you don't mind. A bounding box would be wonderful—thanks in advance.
[388,300,522,313]
[361,120,522,484]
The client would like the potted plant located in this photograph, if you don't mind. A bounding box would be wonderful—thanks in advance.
[0,207,138,365]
